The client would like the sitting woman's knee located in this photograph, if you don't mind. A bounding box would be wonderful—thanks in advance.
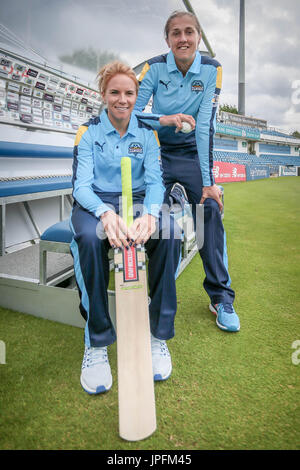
[77,222,105,246]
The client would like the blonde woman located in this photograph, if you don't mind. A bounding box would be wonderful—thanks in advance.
[70,62,183,394]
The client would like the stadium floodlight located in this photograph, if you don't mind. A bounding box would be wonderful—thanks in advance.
[238,0,246,115]
[181,0,216,58]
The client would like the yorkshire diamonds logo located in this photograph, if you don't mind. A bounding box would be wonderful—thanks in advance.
[191,80,204,93]
[128,142,143,156]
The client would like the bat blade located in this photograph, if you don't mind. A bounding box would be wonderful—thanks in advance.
[115,157,156,441]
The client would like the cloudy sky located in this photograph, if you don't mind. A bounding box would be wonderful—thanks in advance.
[0,0,299,132]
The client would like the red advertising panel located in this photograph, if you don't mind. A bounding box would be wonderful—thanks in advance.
[213,161,246,182]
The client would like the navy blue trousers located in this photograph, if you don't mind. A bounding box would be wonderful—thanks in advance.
[70,193,182,347]
[161,147,235,305]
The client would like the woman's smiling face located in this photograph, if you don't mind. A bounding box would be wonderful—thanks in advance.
[102,73,137,128]
[166,14,201,69]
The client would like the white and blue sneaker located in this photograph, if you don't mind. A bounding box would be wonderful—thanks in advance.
[209,303,240,332]
[151,334,172,381]
[80,346,112,394]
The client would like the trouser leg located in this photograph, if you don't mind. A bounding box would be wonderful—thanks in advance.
[146,209,182,340]
[70,201,181,346]
[196,198,234,304]
[70,204,116,347]
[162,153,235,305]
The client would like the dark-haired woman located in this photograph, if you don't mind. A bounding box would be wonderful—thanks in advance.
[135,11,240,333]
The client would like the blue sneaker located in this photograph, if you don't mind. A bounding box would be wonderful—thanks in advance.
[80,346,112,394]
[209,303,240,332]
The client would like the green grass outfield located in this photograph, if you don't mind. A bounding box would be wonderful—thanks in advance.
[0,177,299,450]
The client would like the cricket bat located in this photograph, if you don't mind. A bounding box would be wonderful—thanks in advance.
[114,156,156,441]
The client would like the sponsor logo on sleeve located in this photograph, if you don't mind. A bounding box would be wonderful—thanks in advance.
[212,93,219,107]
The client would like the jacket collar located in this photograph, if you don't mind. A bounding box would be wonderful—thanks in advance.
[100,109,137,137]
[167,50,201,74]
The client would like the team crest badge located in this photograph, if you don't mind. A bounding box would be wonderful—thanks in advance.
[128,142,143,156]
[191,80,204,93]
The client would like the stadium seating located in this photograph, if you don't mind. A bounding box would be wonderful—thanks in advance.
[213,150,300,167]
[261,130,298,139]
[259,154,300,166]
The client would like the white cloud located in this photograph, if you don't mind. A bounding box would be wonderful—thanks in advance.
[192,0,300,131]
[283,107,300,133]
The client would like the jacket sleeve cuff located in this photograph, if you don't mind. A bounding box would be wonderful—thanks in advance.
[95,204,115,218]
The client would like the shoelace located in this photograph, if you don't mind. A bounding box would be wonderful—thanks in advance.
[82,347,108,369]
[151,337,170,357]
[220,303,234,314]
